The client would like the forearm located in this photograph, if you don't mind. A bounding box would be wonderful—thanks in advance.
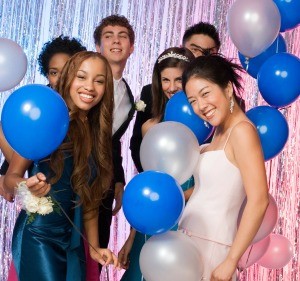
[0,124,13,162]
[128,228,136,241]
[84,210,100,249]
[227,198,269,264]
[184,187,194,201]
[4,172,27,194]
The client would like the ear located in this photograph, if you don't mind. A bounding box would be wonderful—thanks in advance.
[129,44,134,55]
[226,82,233,98]
[95,44,101,53]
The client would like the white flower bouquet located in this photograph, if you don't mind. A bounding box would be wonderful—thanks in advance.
[16,181,58,224]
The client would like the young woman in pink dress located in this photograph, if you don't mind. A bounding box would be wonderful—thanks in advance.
[179,54,269,280]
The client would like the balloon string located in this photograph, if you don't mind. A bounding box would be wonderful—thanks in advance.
[32,162,100,256]
[268,159,272,189]
[245,244,253,267]
[141,234,147,281]
[49,191,100,254]
[245,57,249,72]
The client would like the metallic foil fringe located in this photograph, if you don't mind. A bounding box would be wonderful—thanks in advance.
[0,0,299,280]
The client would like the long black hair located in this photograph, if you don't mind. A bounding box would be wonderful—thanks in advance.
[182,54,246,111]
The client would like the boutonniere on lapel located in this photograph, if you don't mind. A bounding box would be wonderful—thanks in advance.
[135,100,146,112]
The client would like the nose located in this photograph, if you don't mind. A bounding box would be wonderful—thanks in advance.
[169,81,180,94]
[197,99,208,112]
[84,79,94,91]
[113,36,120,44]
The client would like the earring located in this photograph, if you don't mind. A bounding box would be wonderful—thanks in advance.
[230,96,234,114]
[204,121,209,128]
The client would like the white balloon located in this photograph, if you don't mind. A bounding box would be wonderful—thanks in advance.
[0,38,27,91]
[227,0,281,58]
[140,231,203,281]
[140,121,199,185]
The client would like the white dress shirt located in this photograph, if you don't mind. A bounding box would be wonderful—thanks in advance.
[112,78,132,135]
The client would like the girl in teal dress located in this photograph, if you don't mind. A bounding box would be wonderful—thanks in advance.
[119,47,195,281]
[4,51,119,280]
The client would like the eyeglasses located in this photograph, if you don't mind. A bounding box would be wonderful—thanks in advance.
[190,45,218,57]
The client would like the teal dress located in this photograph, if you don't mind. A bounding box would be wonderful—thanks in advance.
[12,154,86,281]
[121,176,194,281]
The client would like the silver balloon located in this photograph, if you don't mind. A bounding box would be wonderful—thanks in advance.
[140,121,199,185]
[227,0,281,58]
[0,38,28,91]
[140,231,203,281]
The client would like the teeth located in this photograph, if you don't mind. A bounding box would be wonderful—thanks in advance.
[80,93,93,99]
[205,109,215,117]
[111,48,121,52]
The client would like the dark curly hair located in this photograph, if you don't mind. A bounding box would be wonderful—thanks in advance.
[93,14,135,46]
[182,22,221,51]
[38,35,86,77]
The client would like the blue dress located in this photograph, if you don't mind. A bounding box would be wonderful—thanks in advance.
[12,155,86,281]
[120,176,194,281]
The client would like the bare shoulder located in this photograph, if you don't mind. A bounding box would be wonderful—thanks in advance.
[230,119,260,150]
[142,118,159,137]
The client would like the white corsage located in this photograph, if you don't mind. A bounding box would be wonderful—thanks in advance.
[16,181,56,224]
[135,100,147,112]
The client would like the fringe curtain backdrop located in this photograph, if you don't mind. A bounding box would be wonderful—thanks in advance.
[0,0,299,280]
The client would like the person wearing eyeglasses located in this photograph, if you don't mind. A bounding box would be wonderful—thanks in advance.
[130,22,221,173]
[182,22,220,57]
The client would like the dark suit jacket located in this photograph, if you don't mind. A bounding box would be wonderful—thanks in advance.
[98,79,135,251]
[129,84,153,172]
[112,78,135,185]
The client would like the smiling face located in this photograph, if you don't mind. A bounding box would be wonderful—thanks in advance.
[69,57,106,115]
[97,25,134,66]
[160,67,184,99]
[47,53,71,88]
[185,76,232,126]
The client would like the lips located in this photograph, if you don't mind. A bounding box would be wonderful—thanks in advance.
[110,48,122,53]
[203,108,216,119]
[79,93,94,102]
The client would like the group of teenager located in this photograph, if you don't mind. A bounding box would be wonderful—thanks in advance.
[0,14,269,281]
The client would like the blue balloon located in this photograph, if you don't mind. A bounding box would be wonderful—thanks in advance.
[238,34,287,78]
[246,106,289,161]
[257,53,300,108]
[164,91,213,144]
[274,0,300,32]
[1,84,69,161]
[123,171,184,235]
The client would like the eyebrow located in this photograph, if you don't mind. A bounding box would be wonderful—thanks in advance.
[190,43,216,51]
[190,43,202,49]
[102,31,129,36]
[77,69,105,77]
[187,86,209,99]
